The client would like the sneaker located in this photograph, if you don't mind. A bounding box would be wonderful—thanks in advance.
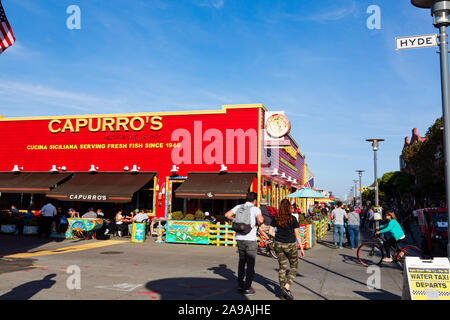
[243,288,255,296]
[281,287,294,300]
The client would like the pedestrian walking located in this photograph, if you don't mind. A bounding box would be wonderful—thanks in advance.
[331,201,347,248]
[225,192,264,296]
[367,207,375,232]
[269,199,305,300]
[258,198,272,242]
[347,206,360,249]
[38,202,57,238]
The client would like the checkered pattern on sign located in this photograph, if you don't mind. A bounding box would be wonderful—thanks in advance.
[412,290,450,297]
[412,290,426,295]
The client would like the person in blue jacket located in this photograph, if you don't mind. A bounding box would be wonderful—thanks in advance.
[376,210,405,262]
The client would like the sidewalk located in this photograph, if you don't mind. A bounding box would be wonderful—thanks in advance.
[0,228,405,300]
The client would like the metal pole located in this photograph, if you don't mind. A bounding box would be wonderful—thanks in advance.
[374,149,379,207]
[438,24,450,259]
[374,148,380,229]
[359,175,362,207]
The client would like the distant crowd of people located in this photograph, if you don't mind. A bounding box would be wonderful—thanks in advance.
[5,202,151,238]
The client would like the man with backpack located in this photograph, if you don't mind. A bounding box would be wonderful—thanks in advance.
[225,192,264,296]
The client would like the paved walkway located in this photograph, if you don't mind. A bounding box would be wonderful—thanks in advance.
[0,227,407,300]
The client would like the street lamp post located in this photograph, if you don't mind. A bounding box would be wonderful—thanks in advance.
[366,139,384,229]
[411,0,450,259]
[366,139,384,208]
[356,170,365,208]
[353,179,359,206]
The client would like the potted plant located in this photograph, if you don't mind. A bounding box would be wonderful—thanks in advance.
[194,210,205,221]
[23,218,39,235]
[171,211,184,220]
[0,215,17,234]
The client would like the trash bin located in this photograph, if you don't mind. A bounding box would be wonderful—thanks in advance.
[131,223,146,243]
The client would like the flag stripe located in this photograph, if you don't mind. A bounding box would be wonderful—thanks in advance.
[0,3,15,53]
[0,23,11,47]
[4,22,14,44]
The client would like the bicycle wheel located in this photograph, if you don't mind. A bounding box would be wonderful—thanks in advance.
[267,243,278,259]
[357,242,384,267]
[397,245,423,268]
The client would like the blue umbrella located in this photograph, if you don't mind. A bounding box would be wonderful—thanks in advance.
[286,187,326,199]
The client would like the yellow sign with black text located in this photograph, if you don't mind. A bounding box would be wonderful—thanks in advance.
[404,257,450,300]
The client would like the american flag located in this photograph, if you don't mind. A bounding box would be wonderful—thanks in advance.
[0,1,15,54]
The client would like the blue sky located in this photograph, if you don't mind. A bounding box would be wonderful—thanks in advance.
[0,0,444,199]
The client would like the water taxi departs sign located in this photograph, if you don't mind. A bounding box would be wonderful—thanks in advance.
[396,34,438,50]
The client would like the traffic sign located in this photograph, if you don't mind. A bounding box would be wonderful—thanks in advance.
[395,34,438,50]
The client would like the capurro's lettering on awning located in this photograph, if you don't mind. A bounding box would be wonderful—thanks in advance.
[68,194,107,201]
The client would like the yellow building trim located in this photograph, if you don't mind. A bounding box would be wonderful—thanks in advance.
[0,104,267,122]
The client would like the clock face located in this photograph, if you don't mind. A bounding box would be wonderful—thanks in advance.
[265,113,291,138]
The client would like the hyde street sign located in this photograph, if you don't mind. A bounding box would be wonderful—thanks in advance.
[396,34,438,50]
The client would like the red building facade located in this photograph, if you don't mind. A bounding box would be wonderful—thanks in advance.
[0,104,307,218]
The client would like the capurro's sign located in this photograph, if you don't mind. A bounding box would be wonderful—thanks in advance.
[48,116,163,133]
[68,194,107,201]
[0,106,261,173]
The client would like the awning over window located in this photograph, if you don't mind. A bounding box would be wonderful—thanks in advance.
[0,173,71,194]
[175,172,256,199]
[46,172,155,203]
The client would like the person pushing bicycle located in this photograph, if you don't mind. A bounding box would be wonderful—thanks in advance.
[375,210,406,262]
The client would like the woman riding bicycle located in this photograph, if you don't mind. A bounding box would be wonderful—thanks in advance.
[376,210,405,262]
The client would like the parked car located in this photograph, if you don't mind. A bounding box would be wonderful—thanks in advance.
[417,207,448,256]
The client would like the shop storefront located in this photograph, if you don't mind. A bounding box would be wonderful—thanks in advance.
[0,104,309,218]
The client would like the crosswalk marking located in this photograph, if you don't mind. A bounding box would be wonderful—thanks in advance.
[4,240,127,258]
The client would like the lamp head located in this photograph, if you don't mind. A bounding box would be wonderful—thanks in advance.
[366,138,384,151]
[412,1,450,27]
[411,0,435,8]
[356,170,365,177]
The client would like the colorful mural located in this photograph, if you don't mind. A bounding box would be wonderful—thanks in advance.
[166,220,210,245]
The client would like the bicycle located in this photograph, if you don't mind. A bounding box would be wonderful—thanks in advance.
[257,229,277,259]
[357,233,423,268]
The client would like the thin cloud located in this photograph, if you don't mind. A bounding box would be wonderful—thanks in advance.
[194,0,225,9]
[0,81,127,114]
[282,2,358,23]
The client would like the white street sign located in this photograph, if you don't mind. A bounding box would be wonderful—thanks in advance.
[396,34,438,50]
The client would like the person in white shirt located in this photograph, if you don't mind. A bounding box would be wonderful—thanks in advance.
[225,192,264,296]
[39,202,57,238]
[331,201,348,248]
[128,211,149,235]
[114,210,127,237]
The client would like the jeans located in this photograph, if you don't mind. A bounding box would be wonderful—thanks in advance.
[236,240,257,290]
[348,225,360,248]
[333,224,344,247]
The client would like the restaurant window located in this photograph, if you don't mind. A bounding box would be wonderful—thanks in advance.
[171,182,185,213]
[130,180,155,212]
